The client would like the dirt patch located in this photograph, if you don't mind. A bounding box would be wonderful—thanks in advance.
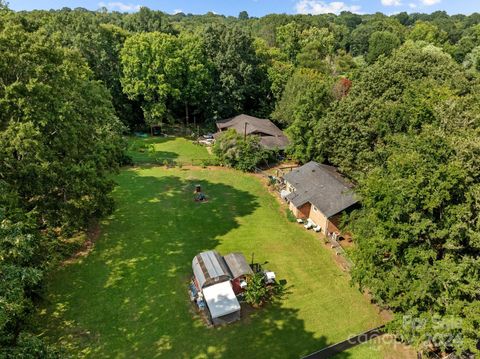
[62,221,101,266]
[376,334,418,359]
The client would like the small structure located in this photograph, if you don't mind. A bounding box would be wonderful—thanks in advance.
[192,251,231,289]
[283,161,358,236]
[202,280,241,326]
[214,114,289,150]
[150,124,162,136]
[191,251,256,326]
[223,252,254,294]
[191,251,241,325]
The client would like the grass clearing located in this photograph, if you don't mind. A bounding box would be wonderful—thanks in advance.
[126,136,211,164]
[37,165,390,358]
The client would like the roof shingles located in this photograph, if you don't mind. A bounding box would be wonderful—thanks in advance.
[284,161,358,218]
[216,114,289,150]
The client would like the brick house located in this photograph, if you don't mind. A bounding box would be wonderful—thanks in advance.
[283,161,358,236]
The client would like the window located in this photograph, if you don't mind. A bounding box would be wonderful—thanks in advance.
[313,206,318,212]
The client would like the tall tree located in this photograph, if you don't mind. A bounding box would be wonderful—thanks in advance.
[121,32,182,126]
[272,68,334,162]
[314,41,468,175]
[407,21,448,46]
[203,25,270,119]
[296,27,334,72]
[366,30,401,64]
[349,124,480,355]
[0,21,123,356]
[176,33,212,125]
[276,22,302,63]
[0,25,124,230]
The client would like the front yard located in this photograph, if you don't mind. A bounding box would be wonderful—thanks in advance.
[37,137,408,358]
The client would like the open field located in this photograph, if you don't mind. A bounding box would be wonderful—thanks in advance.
[126,136,211,164]
[37,164,393,358]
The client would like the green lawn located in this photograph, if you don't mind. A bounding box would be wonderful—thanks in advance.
[38,159,391,358]
[126,136,210,164]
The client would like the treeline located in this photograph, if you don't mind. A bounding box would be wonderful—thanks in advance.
[0,3,126,356]
[1,2,480,356]
[5,6,480,130]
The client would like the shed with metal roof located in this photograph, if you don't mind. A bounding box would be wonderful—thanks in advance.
[192,251,232,289]
[223,253,253,279]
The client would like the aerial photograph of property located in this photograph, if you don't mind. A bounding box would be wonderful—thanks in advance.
[1,0,479,358]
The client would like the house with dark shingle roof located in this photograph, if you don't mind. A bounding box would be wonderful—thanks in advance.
[283,161,358,235]
[215,114,289,150]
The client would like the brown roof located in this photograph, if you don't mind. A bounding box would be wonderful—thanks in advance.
[223,253,253,279]
[216,114,289,150]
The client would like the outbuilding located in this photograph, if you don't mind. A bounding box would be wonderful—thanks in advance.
[202,280,241,326]
[223,252,254,294]
[215,114,289,150]
[191,250,241,326]
[192,250,232,289]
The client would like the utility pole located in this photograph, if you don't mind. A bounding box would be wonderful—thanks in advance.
[244,122,248,141]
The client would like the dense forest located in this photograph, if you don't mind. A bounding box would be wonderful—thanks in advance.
[1,1,479,356]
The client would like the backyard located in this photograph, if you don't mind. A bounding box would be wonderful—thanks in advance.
[126,136,211,164]
[37,137,410,358]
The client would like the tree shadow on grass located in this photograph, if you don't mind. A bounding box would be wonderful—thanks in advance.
[38,169,352,359]
[127,136,179,164]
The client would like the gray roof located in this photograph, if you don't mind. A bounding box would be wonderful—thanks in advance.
[284,161,358,218]
[216,114,289,150]
[223,253,253,279]
[192,251,232,289]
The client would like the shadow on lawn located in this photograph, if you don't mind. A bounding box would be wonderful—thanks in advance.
[127,136,179,163]
[40,170,353,359]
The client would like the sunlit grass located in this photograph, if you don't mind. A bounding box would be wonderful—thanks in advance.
[126,136,210,164]
[37,148,393,358]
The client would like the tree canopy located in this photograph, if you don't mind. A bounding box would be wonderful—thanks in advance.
[1,4,480,356]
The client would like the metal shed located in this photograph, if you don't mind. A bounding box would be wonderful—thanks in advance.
[192,250,232,289]
[223,253,253,279]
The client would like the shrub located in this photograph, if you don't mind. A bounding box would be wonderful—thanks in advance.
[212,129,269,172]
[243,272,286,307]
[199,158,220,167]
[286,209,297,223]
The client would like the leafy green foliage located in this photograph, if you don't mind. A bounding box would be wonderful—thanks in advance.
[407,21,448,46]
[177,33,212,125]
[203,24,271,119]
[0,17,123,355]
[276,22,302,63]
[212,129,269,172]
[366,31,401,64]
[349,127,480,354]
[296,27,334,71]
[2,6,480,356]
[243,272,270,306]
[244,272,286,307]
[121,32,183,126]
[273,69,334,162]
[0,24,124,231]
[314,41,467,175]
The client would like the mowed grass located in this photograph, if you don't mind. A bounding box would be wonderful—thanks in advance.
[38,166,389,358]
[126,136,210,164]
